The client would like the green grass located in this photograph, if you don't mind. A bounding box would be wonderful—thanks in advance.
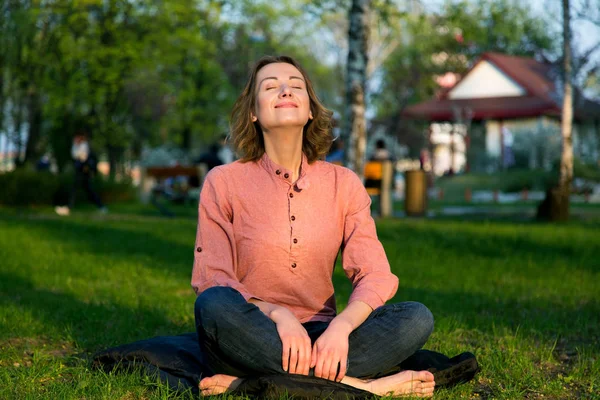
[433,169,557,201]
[1,205,599,399]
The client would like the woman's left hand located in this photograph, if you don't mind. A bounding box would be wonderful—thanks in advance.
[311,319,352,382]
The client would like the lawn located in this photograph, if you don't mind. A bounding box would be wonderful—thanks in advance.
[0,206,599,399]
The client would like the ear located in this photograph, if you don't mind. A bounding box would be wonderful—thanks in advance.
[309,112,313,120]
[251,114,258,122]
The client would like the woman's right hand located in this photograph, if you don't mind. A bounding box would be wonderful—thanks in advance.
[270,306,312,376]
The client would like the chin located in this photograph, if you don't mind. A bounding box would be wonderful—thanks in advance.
[266,119,310,130]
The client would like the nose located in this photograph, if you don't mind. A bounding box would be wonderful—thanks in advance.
[280,84,292,97]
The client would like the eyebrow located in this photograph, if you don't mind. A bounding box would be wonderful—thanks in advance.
[258,75,305,87]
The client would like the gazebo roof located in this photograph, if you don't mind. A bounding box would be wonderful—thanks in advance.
[404,52,600,122]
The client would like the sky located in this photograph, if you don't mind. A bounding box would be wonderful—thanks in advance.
[423,0,600,54]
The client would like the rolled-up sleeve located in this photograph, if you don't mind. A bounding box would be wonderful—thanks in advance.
[341,172,399,310]
[191,168,254,301]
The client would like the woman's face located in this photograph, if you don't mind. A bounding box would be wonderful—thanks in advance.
[252,62,312,132]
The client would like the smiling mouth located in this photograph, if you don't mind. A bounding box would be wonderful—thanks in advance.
[275,103,298,108]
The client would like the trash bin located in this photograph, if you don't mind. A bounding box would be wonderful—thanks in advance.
[404,169,427,216]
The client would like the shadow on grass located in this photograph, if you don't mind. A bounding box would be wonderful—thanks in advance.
[332,270,599,353]
[376,218,600,274]
[333,218,600,346]
[0,271,188,351]
[3,210,598,352]
[402,287,599,343]
[1,214,195,280]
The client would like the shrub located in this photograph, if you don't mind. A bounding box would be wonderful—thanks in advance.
[0,170,61,206]
[94,177,137,203]
[574,159,600,182]
[0,170,136,206]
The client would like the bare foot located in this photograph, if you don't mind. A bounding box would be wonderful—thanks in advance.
[342,370,435,398]
[199,374,243,395]
[369,370,435,397]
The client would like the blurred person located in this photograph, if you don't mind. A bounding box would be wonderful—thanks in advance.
[55,131,107,216]
[192,55,435,398]
[195,142,223,171]
[325,137,344,164]
[36,154,51,171]
[370,138,394,162]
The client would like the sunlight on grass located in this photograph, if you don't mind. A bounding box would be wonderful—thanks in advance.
[0,208,598,399]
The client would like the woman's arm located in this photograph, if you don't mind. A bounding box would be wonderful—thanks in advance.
[191,168,254,300]
[328,300,372,333]
[341,171,399,311]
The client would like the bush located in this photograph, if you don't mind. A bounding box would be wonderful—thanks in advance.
[0,170,62,206]
[574,159,600,182]
[94,177,137,203]
[0,170,136,206]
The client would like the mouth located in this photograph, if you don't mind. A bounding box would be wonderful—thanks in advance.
[275,102,298,108]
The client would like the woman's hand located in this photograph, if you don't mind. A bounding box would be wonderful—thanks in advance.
[270,306,312,376]
[311,319,352,382]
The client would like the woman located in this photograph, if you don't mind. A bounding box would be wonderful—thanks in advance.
[192,55,435,397]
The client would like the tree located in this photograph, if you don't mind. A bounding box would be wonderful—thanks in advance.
[558,0,574,219]
[343,0,370,177]
[0,0,344,175]
[536,0,575,221]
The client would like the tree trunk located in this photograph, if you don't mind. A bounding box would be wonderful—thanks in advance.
[537,0,572,221]
[449,125,456,174]
[12,97,24,168]
[559,0,574,193]
[343,0,370,179]
[23,91,43,166]
[182,125,192,151]
[107,144,117,181]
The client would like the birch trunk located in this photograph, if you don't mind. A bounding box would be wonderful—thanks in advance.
[537,0,572,221]
[560,0,573,194]
[343,0,370,179]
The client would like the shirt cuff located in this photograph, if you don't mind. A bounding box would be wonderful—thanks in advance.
[348,288,386,311]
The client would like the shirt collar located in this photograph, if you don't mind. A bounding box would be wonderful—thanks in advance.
[259,152,311,190]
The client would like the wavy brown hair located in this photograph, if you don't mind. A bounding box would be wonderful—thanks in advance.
[230,55,334,163]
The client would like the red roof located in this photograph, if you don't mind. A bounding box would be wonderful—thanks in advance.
[404,52,599,121]
[406,96,559,121]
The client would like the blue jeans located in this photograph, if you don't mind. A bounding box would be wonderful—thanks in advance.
[195,286,434,379]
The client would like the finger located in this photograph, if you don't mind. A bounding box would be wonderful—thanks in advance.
[295,339,305,375]
[336,354,347,382]
[289,340,299,374]
[314,348,325,378]
[302,337,311,375]
[281,339,290,372]
[321,352,333,381]
[310,343,318,369]
[328,354,340,381]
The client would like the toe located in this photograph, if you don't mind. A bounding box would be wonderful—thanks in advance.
[199,377,214,390]
[418,370,435,381]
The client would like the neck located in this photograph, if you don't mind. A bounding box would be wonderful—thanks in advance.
[263,127,303,182]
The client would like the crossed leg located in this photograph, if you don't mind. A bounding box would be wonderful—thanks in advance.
[200,370,435,397]
[195,288,436,397]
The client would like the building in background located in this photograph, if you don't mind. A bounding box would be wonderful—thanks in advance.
[404,52,600,174]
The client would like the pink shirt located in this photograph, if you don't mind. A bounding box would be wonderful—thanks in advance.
[191,152,399,323]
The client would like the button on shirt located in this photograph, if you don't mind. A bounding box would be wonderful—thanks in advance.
[191,152,399,323]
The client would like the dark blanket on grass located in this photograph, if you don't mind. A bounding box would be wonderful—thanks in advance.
[92,332,479,399]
